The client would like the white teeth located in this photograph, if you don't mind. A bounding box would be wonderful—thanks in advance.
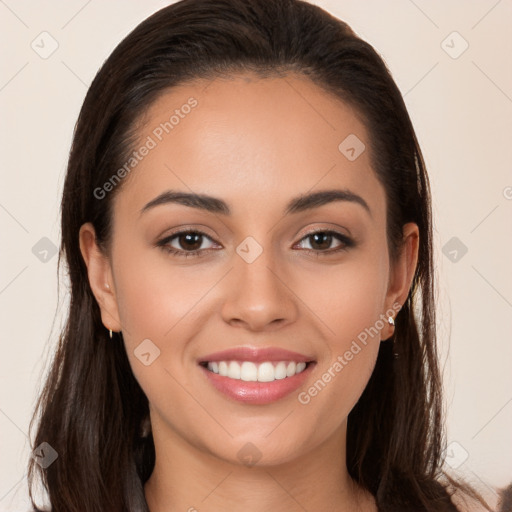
[257,362,275,382]
[296,362,306,373]
[227,361,241,379]
[205,360,308,382]
[240,362,258,382]
[286,362,296,377]
[218,361,228,376]
[274,362,287,380]
[207,361,219,374]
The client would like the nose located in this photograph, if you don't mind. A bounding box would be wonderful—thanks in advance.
[220,245,299,332]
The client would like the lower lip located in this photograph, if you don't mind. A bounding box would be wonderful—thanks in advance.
[199,363,314,405]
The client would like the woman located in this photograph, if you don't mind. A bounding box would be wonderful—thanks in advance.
[27,0,492,510]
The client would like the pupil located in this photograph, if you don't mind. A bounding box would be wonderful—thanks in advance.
[311,232,331,250]
[181,233,201,250]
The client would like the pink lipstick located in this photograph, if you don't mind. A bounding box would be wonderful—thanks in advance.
[198,346,315,404]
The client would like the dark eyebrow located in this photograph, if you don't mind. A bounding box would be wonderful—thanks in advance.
[286,189,371,216]
[139,188,371,217]
[140,190,230,216]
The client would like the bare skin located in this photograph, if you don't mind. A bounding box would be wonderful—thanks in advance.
[79,73,419,511]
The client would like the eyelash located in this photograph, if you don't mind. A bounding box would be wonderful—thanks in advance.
[156,229,355,258]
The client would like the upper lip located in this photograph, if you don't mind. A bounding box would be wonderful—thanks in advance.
[198,346,314,364]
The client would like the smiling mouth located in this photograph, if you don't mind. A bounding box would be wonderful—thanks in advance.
[199,360,313,382]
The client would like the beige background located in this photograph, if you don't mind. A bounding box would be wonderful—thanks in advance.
[1,0,511,510]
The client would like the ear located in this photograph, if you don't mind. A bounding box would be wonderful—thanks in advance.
[382,222,419,338]
[78,222,122,333]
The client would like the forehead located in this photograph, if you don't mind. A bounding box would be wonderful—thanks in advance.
[114,73,385,221]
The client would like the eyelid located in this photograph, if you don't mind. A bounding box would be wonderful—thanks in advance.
[297,224,352,239]
[157,224,219,241]
[157,227,221,250]
[293,228,354,251]
[157,224,352,246]
[157,226,355,260]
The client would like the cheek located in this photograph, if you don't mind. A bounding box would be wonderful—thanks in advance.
[297,289,382,442]
[294,246,388,423]
[297,243,390,353]
[113,247,214,341]
[111,247,220,399]
[112,253,216,444]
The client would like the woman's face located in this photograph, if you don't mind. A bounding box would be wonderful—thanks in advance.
[81,73,417,467]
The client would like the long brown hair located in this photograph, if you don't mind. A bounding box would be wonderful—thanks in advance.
[28,0,491,510]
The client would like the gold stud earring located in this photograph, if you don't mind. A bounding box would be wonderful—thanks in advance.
[388,316,395,326]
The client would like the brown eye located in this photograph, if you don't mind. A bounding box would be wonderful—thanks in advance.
[157,230,219,257]
[308,232,334,250]
[295,230,354,255]
[176,232,204,251]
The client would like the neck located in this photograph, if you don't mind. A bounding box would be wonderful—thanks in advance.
[144,416,376,512]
